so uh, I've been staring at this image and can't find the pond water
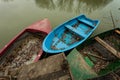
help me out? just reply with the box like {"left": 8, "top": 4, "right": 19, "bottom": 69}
{"left": 0, "top": 0, "right": 120, "bottom": 49}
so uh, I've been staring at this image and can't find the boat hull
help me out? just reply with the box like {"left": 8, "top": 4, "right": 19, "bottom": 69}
{"left": 67, "top": 28, "right": 120, "bottom": 80}
{"left": 0, "top": 18, "right": 52, "bottom": 76}
{"left": 42, "top": 14, "right": 100, "bottom": 53}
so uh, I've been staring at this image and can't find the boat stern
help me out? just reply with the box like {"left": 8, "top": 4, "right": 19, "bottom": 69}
{"left": 27, "top": 18, "right": 52, "bottom": 34}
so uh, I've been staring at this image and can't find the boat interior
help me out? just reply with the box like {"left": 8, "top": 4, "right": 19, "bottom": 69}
{"left": 50, "top": 15, "right": 99, "bottom": 50}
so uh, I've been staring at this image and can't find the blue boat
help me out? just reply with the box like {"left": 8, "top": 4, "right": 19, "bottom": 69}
{"left": 42, "top": 14, "right": 100, "bottom": 53}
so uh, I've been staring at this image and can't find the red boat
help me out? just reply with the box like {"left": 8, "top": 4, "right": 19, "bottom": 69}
{"left": 0, "top": 18, "right": 52, "bottom": 75}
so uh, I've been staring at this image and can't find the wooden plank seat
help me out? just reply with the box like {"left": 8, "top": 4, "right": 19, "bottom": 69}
{"left": 77, "top": 18, "right": 94, "bottom": 28}
{"left": 65, "top": 25, "right": 86, "bottom": 38}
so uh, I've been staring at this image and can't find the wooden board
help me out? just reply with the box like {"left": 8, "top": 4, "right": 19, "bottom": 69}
{"left": 93, "top": 42, "right": 116, "bottom": 61}
{"left": 115, "top": 30, "right": 120, "bottom": 35}
{"left": 95, "top": 36, "right": 120, "bottom": 58}
{"left": 10, "top": 53, "right": 73, "bottom": 80}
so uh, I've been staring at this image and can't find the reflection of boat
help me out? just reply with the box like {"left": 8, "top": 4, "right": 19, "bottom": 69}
{"left": 2, "top": 53, "right": 73, "bottom": 80}
{"left": 42, "top": 14, "right": 100, "bottom": 53}
{"left": 67, "top": 28, "right": 120, "bottom": 80}
{"left": 0, "top": 19, "right": 52, "bottom": 75}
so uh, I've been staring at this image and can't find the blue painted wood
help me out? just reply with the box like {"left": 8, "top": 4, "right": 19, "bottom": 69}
{"left": 65, "top": 25, "right": 86, "bottom": 38}
{"left": 42, "top": 14, "right": 100, "bottom": 53}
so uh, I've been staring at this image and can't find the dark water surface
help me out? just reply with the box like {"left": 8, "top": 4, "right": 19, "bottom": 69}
{"left": 0, "top": 0, "right": 120, "bottom": 49}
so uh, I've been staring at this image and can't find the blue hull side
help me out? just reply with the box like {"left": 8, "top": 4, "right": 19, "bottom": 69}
{"left": 42, "top": 14, "right": 100, "bottom": 53}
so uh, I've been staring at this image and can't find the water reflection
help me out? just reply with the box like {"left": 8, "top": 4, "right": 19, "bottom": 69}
{"left": 0, "top": 0, "right": 14, "bottom": 2}
{"left": 35, "top": 0, "right": 113, "bottom": 14}
{"left": 35, "top": 0, "right": 56, "bottom": 10}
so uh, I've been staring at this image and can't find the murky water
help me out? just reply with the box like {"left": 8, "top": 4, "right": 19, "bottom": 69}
{"left": 0, "top": 0, "right": 120, "bottom": 49}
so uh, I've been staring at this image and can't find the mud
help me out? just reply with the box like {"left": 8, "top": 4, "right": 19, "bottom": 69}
{"left": 79, "top": 33, "right": 120, "bottom": 73}
{"left": 103, "top": 33, "right": 120, "bottom": 52}
{"left": 0, "top": 32, "right": 45, "bottom": 76}
{"left": 79, "top": 44, "right": 109, "bottom": 73}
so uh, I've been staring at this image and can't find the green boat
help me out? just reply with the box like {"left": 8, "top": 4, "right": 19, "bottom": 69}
{"left": 88, "top": 67, "right": 120, "bottom": 80}
{"left": 67, "top": 28, "right": 120, "bottom": 80}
